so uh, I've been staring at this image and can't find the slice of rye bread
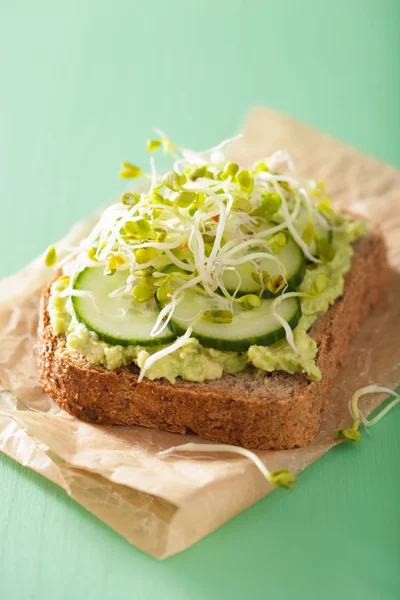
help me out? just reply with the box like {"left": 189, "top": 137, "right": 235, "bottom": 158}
{"left": 36, "top": 228, "right": 389, "bottom": 450}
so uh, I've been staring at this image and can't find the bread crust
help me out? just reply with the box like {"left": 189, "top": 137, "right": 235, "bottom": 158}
{"left": 36, "top": 232, "right": 389, "bottom": 450}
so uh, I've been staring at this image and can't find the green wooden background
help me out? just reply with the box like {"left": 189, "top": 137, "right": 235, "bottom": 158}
{"left": 1, "top": 1, "right": 399, "bottom": 599}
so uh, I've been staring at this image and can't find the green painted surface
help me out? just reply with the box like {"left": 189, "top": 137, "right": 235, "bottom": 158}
{"left": 0, "top": 1, "right": 399, "bottom": 598}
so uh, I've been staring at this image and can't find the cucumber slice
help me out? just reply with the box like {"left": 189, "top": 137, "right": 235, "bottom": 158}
{"left": 222, "top": 238, "right": 305, "bottom": 298}
{"left": 272, "top": 207, "right": 332, "bottom": 248}
{"left": 162, "top": 289, "right": 302, "bottom": 351}
{"left": 160, "top": 264, "right": 187, "bottom": 275}
{"left": 292, "top": 208, "right": 333, "bottom": 247}
{"left": 72, "top": 267, "right": 176, "bottom": 347}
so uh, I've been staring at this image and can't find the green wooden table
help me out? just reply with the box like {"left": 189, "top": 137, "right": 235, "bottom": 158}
{"left": 1, "top": 2, "right": 399, "bottom": 598}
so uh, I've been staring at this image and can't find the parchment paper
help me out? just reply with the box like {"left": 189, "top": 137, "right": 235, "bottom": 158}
{"left": 1, "top": 107, "right": 399, "bottom": 559}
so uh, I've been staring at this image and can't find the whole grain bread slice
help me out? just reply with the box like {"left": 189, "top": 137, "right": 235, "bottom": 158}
{"left": 36, "top": 229, "right": 388, "bottom": 450}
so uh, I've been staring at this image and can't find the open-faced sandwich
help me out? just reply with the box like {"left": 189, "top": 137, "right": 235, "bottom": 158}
{"left": 37, "top": 134, "right": 388, "bottom": 450}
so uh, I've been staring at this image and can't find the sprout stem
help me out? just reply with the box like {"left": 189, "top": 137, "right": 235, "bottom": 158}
{"left": 158, "top": 442, "right": 296, "bottom": 489}
{"left": 334, "top": 385, "right": 400, "bottom": 443}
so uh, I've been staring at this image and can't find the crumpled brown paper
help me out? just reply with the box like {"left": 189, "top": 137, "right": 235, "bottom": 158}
{"left": 1, "top": 107, "right": 399, "bottom": 559}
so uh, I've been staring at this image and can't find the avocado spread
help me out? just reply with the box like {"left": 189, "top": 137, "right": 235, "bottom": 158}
{"left": 48, "top": 221, "right": 364, "bottom": 384}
